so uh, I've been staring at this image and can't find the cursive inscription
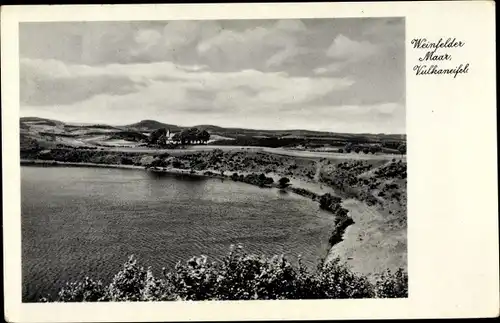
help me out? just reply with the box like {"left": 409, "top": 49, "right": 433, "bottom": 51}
{"left": 411, "top": 38, "right": 469, "bottom": 78}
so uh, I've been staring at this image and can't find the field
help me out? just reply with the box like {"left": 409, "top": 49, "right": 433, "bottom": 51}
{"left": 20, "top": 116, "right": 406, "bottom": 152}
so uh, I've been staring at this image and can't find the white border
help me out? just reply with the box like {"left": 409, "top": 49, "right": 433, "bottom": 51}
{"left": 2, "top": 2, "right": 498, "bottom": 321}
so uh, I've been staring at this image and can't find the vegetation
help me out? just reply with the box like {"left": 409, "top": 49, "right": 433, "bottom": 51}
{"left": 343, "top": 143, "right": 384, "bottom": 154}
{"left": 147, "top": 127, "right": 211, "bottom": 147}
{"left": 22, "top": 118, "right": 408, "bottom": 303}
{"left": 318, "top": 193, "right": 355, "bottom": 245}
{"left": 290, "top": 187, "right": 319, "bottom": 200}
{"left": 278, "top": 177, "right": 291, "bottom": 189}
{"left": 231, "top": 172, "right": 274, "bottom": 187}
{"left": 21, "top": 148, "right": 147, "bottom": 166}
{"left": 397, "top": 143, "right": 407, "bottom": 156}
{"left": 41, "top": 246, "right": 407, "bottom": 302}
{"left": 320, "top": 161, "right": 373, "bottom": 195}
{"left": 109, "top": 131, "right": 148, "bottom": 142}
{"left": 21, "top": 116, "right": 406, "bottom": 152}
{"left": 374, "top": 160, "right": 407, "bottom": 179}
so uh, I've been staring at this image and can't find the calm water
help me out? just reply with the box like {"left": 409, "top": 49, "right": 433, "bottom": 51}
{"left": 22, "top": 166, "right": 334, "bottom": 302}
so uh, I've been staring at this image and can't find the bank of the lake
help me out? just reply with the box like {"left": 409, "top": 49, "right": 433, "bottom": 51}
{"left": 20, "top": 159, "right": 336, "bottom": 200}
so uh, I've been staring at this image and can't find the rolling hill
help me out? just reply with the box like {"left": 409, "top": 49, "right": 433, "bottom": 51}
{"left": 20, "top": 117, "right": 406, "bottom": 151}
{"left": 126, "top": 120, "right": 182, "bottom": 132}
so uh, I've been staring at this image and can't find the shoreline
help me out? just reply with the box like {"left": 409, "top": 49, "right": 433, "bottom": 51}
{"left": 20, "top": 159, "right": 335, "bottom": 197}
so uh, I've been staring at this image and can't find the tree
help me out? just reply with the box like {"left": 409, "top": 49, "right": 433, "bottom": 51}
{"left": 149, "top": 128, "right": 167, "bottom": 145}
{"left": 278, "top": 177, "right": 290, "bottom": 189}
{"left": 172, "top": 133, "right": 181, "bottom": 144}
{"left": 369, "top": 145, "right": 381, "bottom": 154}
{"left": 157, "top": 134, "right": 168, "bottom": 147}
{"left": 397, "top": 143, "right": 406, "bottom": 156}
{"left": 199, "top": 130, "right": 210, "bottom": 144}
{"left": 180, "top": 127, "right": 201, "bottom": 144}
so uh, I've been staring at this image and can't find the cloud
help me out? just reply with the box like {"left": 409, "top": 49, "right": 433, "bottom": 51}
{"left": 132, "top": 29, "right": 162, "bottom": 53}
{"left": 20, "top": 59, "right": 146, "bottom": 105}
{"left": 195, "top": 20, "right": 311, "bottom": 72}
{"left": 19, "top": 18, "right": 405, "bottom": 133}
{"left": 326, "top": 34, "right": 379, "bottom": 61}
{"left": 313, "top": 63, "right": 343, "bottom": 75}
{"left": 21, "top": 58, "right": 354, "bottom": 112}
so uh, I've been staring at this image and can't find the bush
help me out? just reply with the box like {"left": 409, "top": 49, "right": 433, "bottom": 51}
{"left": 278, "top": 177, "right": 291, "bottom": 188}
{"left": 37, "top": 150, "right": 54, "bottom": 160}
{"left": 319, "top": 193, "right": 342, "bottom": 210}
{"left": 148, "top": 158, "right": 168, "bottom": 168}
{"left": 58, "top": 277, "right": 107, "bottom": 302}
{"left": 49, "top": 246, "right": 406, "bottom": 302}
{"left": 374, "top": 268, "right": 408, "bottom": 298}
{"left": 121, "top": 157, "right": 134, "bottom": 165}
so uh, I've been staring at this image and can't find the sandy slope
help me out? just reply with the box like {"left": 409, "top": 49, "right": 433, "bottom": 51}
{"left": 326, "top": 198, "right": 407, "bottom": 280}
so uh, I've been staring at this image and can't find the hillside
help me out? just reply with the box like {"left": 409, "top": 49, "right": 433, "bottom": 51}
{"left": 20, "top": 117, "right": 406, "bottom": 152}
{"left": 126, "top": 120, "right": 182, "bottom": 132}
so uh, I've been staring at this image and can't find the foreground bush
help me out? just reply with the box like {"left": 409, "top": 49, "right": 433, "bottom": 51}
{"left": 44, "top": 246, "right": 407, "bottom": 302}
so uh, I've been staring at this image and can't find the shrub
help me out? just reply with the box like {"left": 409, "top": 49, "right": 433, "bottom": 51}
{"left": 314, "top": 258, "right": 374, "bottom": 298}
{"left": 107, "top": 255, "right": 150, "bottom": 301}
{"left": 148, "top": 158, "right": 168, "bottom": 168}
{"left": 397, "top": 143, "right": 406, "bottom": 155}
{"left": 121, "top": 157, "right": 134, "bottom": 165}
{"left": 37, "top": 150, "right": 54, "bottom": 160}
{"left": 49, "top": 247, "right": 407, "bottom": 302}
{"left": 278, "top": 177, "right": 291, "bottom": 188}
{"left": 319, "top": 193, "right": 342, "bottom": 210}
{"left": 374, "top": 268, "right": 408, "bottom": 298}
{"left": 58, "top": 277, "right": 107, "bottom": 302}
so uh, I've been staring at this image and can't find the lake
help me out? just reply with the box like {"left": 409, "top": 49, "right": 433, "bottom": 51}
{"left": 21, "top": 166, "right": 335, "bottom": 302}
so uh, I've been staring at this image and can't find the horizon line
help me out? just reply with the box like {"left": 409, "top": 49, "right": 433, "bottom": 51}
{"left": 20, "top": 115, "right": 407, "bottom": 137}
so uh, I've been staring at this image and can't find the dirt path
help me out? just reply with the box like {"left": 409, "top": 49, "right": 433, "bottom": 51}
{"left": 313, "top": 159, "right": 326, "bottom": 182}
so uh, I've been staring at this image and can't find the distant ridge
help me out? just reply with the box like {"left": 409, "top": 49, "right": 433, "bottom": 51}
{"left": 21, "top": 117, "right": 406, "bottom": 139}
{"left": 125, "top": 120, "right": 182, "bottom": 132}
{"left": 20, "top": 116, "right": 65, "bottom": 127}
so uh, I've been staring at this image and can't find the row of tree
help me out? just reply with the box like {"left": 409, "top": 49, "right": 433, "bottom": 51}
{"left": 173, "top": 127, "right": 210, "bottom": 144}
{"left": 340, "top": 143, "right": 406, "bottom": 155}
{"left": 341, "top": 143, "right": 383, "bottom": 154}
{"left": 148, "top": 127, "right": 211, "bottom": 146}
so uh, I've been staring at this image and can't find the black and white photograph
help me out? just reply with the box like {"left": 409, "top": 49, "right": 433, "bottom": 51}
{"left": 18, "top": 17, "right": 408, "bottom": 302}
{"left": 3, "top": 2, "right": 500, "bottom": 322}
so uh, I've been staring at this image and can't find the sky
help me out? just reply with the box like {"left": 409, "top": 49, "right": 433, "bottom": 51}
{"left": 19, "top": 18, "right": 405, "bottom": 134}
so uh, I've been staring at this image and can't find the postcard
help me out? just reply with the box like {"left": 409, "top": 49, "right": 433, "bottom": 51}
{"left": 1, "top": 2, "right": 498, "bottom": 322}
